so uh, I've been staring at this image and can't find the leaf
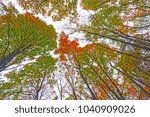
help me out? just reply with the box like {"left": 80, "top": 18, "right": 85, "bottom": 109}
{"left": 54, "top": 32, "right": 81, "bottom": 61}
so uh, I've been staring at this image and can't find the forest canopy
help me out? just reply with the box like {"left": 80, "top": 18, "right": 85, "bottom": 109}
{"left": 0, "top": 0, "right": 150, "bottom": 100}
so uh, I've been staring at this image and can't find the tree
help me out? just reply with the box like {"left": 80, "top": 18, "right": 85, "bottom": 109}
{"left": 0, "top": 3, "right": 56, "bottom": 72}
{"left": 0, "top": 2, "right": 57, "bottom": 100}
{"left": 0, "top": 56, "right": 56, "bottom": 100}
{"left": 55, "top": 31, "right": 150, "bottom": 100}
{"left": 0, "top": 0, "right": 149, "bottom": 100}
{"left": 18, "top": 0, "right": 77, "bottom": 21}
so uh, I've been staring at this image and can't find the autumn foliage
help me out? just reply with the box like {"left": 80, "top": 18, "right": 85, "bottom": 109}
{"left": 54, "top": 32, "right": 81, "bottom": 61}
{"left": 0, "top": 0, "right": 150, "bottom": 100}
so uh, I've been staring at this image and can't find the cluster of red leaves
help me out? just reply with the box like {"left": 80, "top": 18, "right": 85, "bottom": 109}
{"left": 54, "top": 32, "right": 82, "bottom": 61}
{"left": 129, "top": 86, "right": 136, "bottom": 98}
{"left": 25, "top": 12, "right": 41, "bottom": 26}
{"left": 94, "top": 82, "right": 108, "bottom": 100}
{"left": 54, "top": 32, "right": 98, "bottom": 61}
